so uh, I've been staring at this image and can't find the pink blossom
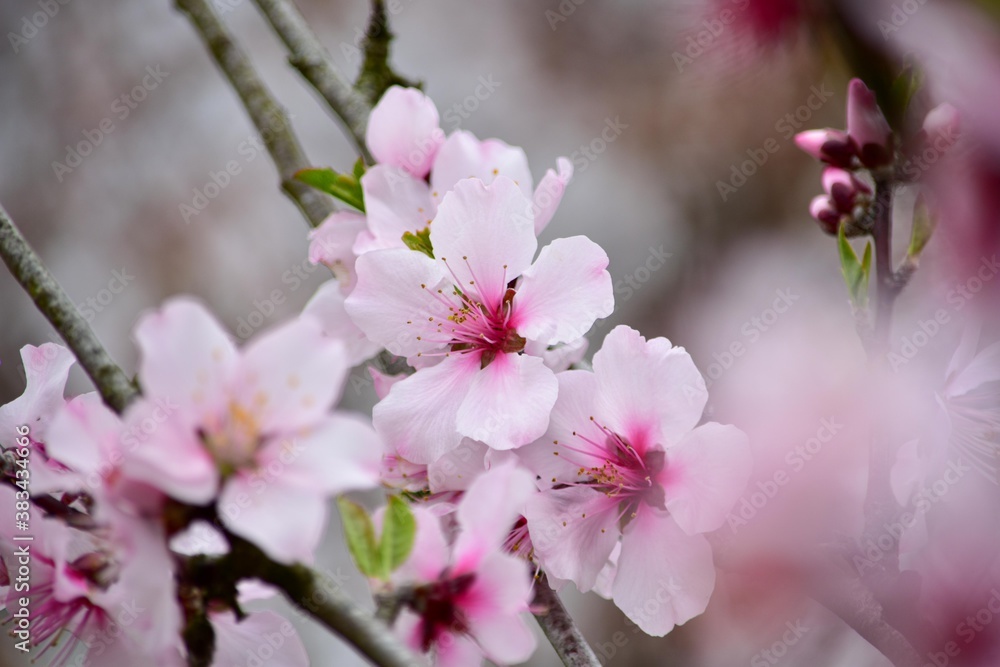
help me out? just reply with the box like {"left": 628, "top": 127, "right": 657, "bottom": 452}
{"left": 0, "top": 491, "right": 181, "bottom": 665}
{"left": 307, "top": 211, "right": 367, "bottom": 292}
{"left": 519, "top": 325, "right": 751, "bottom": 635}
{"left": 367, "top": 85, "right": 445, "bottom": 179}
{"left": 384, "top": 461, "right": 537, "bottom": 666}
{"left": 357, "top": 87, "right": 574, "bottom": 254}
{"left": 846, "top": 78, "right": 893, "bottom": 168}
{"left": 794, "top": 129, "right": 858, "bottom": 169}
{"left": 303, "top": 279, "right": 382, "bottom": 366}
{"left": 126, "top": 297, "right": 382, "bottom": 563}
{"left": 346, "top": 177, "right": 613, "bottom": 461}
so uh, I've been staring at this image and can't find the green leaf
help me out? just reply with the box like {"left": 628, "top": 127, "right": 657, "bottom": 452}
{"left": 352, "top": 157, "right": 367, "bottom": 181}
{"left": 890, "top": 63, "right": 923, "bottom": 120}
{"left": 294, "top": 167, "right": 365, "bottom": 212}
{"left": 907, "top": 196, "right": 936, "bottom": 258}
{"left": 838, "top": 223, "right": 872, "bottom": 310}
{"left": 378, "top": 496, "right": 416, "bottom": 577}
{"left": 402, "top": 228, "right": 434, "bottom": 258}
{"left": 337, "top": 498, "right": 380, "bottom": 577}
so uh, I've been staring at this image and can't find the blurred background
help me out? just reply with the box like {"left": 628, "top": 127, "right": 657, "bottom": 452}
{"left": 3, "top": 0, "right": 1000, "bottom": 665}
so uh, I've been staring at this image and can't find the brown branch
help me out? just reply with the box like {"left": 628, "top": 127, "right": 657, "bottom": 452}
{"left": 175, "top": 0, "right": 335, "bottom": 228}
{"left": 251, "top": 0, "right": 373, "bottom": 161}
{"left": 0, "top": 202, "right": 138, "bottom": 413}
{"left": 532, "top": 571, "right": 601, "bottom": 667}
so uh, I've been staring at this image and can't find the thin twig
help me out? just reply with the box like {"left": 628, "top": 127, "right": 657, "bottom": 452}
{"left": 532, "top": 571, "right": 601, "bottom": 667}
{"left": 175, "top": 0, "right": 335, "bottom": 228}
{"left": 251, "top": 0, "right": 373, "bottom": 161}
{"left": 0, "top": 203, "right": 137, "bottom": 413}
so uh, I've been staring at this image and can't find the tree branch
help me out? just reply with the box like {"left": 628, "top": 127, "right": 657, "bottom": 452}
{"left": 532, "top": 571, "right": 601, "bottom": 667}
{"left": 0, "top": 202, "right": 138, "bottom": 413}
{"left": 221, "top": 533, "right": 424, "bottom": 667}
{"left": 175, "top": 0, "right": 335, "bottom": 228}
{"left": 251, "top": 0, "right": 373, "bottom": 161}
{"left": 813, "top": 573, "right": 922, "bottom": 667}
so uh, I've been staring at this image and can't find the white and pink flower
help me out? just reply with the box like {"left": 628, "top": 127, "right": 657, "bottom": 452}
{"left": 346, "top": 176, "right": 613, "bottom": 461}
{"left": 519, "top": 325, "right": 751, "bottom": 635}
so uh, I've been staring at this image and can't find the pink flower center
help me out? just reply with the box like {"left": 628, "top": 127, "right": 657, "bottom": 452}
{"left": 417, "top": 257, "right": 525, "bottom": 368}
{"left": 561, "top": 419, "right": 667, "bottom": 517}
{"left": 409, "top": 571, "right": 477, "bottom": 652}
{"left": 27, "top": 557, "right": 115, "bottom": 667}
{"left": 200, "top": 401, "right": 261, "bottom": 472}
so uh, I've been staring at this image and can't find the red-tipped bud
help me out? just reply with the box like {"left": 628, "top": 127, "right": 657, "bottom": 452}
{"left": 822, "top": 166, "right": 871, "bottom": 213}
{"left": 794, "top": 129, "right": 857, "bottom": 169}
{"left": 809, "top": 194, "right": 840, "bottom": 234}
{"left": 846, "top": 78, "right": 893, "bottom": 168}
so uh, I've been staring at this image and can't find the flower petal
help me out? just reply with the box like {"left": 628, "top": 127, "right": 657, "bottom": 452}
{"left": 366, "top": 86, "right": 443, "bottom": 179}
{"left": 431, "top": 130, "right": 533, "bottom": 198}
{"left": 303, "top": 279, "right": 381, "bottom": 366}
{"left": 453, "top": 461, "right": 536, "bottom": 570}
{"left": 120, "top": 398, "right": 219, "bottom": 504}
{"left": 220, "top": 474, "right": 327, "bottom": 564}
{"left": 346, "top": 248, "right": 453, "bottom": 358}
{"left": 134, "top": 297, "right": 238, "bottom": 427}
{"left": 456, "top": 352, "right": 557, "bottom": 451}
{"left": 0, "top": 343, "right": 74, "bottom": 445}
{"left": 593, "top": 325, "right": 708, "bottom": 451}
{"left": 307, "top": 211, "right": 366, "bottom": 292}
{"left": 236, "top": 315, "right": 349, "bottom": 434}
{"left": 532, "top": 157, "right": 573, "bottom": 234}
{"left": 430, "top": 177, "right": 537, "bottom": 308}
{"left": 515, "top": 370, "right": 607, "bottom": 489}
{"left": 211, "top": 610, "right": 310, "bottom": 667}
{"left": 463, "top": 553, "right": 536, "bottom": 663}
{"left": 662, "top": 422, "right": 752, "bottom": 534}
{"left": 526, "top": 486, "right": 620, "bottom": 592}
{"left": 373, "top": 355, "right": 480, "bottom": 464}
{"left": 612, "top": 509, "right": 716, "bottom": 636}
{"left": 258, "top": 412, "right": 382, "bottom": 494}
{"left": 392, "top": 506, "right": 450, "bottom": 583}
{"left": 359, "top": 165, "right": 436, "bottom": 252}
{"left": 514, "top": 236, "right": 613, "bottom": 346}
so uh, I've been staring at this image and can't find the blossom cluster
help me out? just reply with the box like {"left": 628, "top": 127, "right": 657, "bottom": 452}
{"left": 0, "top": 85, "right": 751, "bottom": 666}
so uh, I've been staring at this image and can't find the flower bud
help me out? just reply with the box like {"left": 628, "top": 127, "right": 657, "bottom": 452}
{"left": 794, "top": 129, "right": 857, "bottom": 168}
{"left": 922, "top": 103, "right": 960, "bottom": 142}
{"left": 846, "top": 78, "right": 893, "bottom": 168}
{"left": 809, "top": 194, "right": 840, "bottom": 235}
{"left": 822, "top": 166, "right": 871, "bottom": 213}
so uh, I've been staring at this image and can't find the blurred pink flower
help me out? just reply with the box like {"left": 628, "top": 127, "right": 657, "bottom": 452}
{"left": 385, "top": 461, "right": 537, "bottom": 666}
